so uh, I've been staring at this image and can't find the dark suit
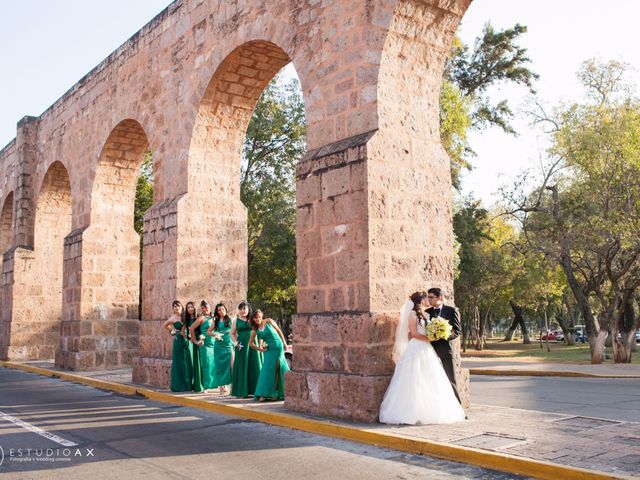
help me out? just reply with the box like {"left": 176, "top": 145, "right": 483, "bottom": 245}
{"left": 426, "top": 304, "right": 462, "bottom": 405}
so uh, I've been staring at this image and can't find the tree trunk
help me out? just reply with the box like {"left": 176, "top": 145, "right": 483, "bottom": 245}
{"left": 612, "top": 329, "right": 635, "bottom": 363}
{"left": 588, "top": 330, "right": 608, "bottom": 364}
{"left": 612, "top": 296, "right": 637, "bottom": 363}
{"left": 543, "top": 306, "right": 550, "bottom": 353}
{"left": 474, "top": 306, "right": 483, "bottom": 351}
{"left": 504, "top": 300, "right": 531, "bottom": 343}
{"left": 503, "top": 321, "right": 516, "bottom": 341}
{"left": 557, "top": 292, "right": 575, "bottom": 345}
{"left": 605, "top": 331, "right": 613, "bottom": 348}
{"left": 558, "top": 251, "right": 605, "bottom": 362}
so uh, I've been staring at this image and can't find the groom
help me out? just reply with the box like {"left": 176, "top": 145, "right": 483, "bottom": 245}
{"left": 425, "top": 287, "right": 463, "bottom": 406}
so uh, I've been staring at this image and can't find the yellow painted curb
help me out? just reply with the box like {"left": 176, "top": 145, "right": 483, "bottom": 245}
{"left": 469, "top": 368, "right": 640, "bottom": 379}
{"left": 1, "top": 360, "right": 633, "bottom": 480}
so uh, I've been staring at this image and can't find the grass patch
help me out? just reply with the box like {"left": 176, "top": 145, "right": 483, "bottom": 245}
{"left": 462, "top": 338, "right": 640, "bottom": 364}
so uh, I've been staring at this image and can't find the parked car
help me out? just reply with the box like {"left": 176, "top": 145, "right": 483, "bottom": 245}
{"left": 554, "top": 330, "right": 565, "bottom": 342}
{"left": 575, "top": 332, "right": 587, "bottom": 343}
{"left": 541, "top": 330, "right": 557, "bottom": 341}
{"left": 636, "top": 330, "right": 640, "bottom": 343}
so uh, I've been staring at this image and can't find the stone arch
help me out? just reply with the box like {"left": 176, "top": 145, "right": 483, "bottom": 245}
{"left": 0, "top": 191, "right": 14, "bottom": 354}
{"left": 58, "top": 119, "right": 148, "bottom": 370}
{"left": 91, "top": 119, "right": 151, "bottom": 227}
{"left": 188, "top": 40, "right": 294, "bottom": 195}
{"left": 182, "top": 41, "right": 298, "bottom": 302}
{"left": 0, "top": 192, "right": 13, "bottom": 256}
{"left": 31, "top": 161, "right": 72, "bottom": 358}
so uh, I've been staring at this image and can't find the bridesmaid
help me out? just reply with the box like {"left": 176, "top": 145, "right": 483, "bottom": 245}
{"left": 230, "top": 301, "right": 263, "bottom": 398}
{"left": 207, "top": 303, "right": 234, "bottom": 394}
{"left": 249, "top": 310, "right": 290, "bottom": 401}
{"left": 189, "top": 300, "right": 216, "bottom": 393}
{"left": 163, "top": 300, "right": 192, "bottom": 392}
{"left": 184, "top": 301, "right": 203, "bottom": 393}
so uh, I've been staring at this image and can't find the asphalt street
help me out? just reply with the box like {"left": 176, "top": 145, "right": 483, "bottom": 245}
{"left": 470, "top": 375, "right": 640, "bottom": 422}
{"left": 0, "top": 368, "right": 524, "bottom": 480}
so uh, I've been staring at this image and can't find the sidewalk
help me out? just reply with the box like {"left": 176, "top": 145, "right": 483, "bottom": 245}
{"left": 1, "top": 360, "right": 638, "bottom": 480}
{"left": 463, "top": 357, "right": 640, "bottom": 378}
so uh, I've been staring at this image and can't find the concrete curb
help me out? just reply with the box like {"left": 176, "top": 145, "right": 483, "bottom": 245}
{"left": 469, "top": 368, "right": 640, "bottom": 379}
{"left": 1, "top": 360, "right": 634, "bottom": 480}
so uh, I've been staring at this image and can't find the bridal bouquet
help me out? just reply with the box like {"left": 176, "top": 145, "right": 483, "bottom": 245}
{"left": 258, "top": 339, "right": 269, "bottom": 351}
{"left": 426, "top": 317, "right": 452, "bottom": 341}
{"left": 169, "top": 327, "right": 178, "bottom": 336}
{"left": 197, "top": 334, "right": 205, "bottom": 346}
{"left": 235, "top": 342, "right": 244, "bottom": 351}
{"left": 212, "top": 332, "right": 224, "bottom": 341}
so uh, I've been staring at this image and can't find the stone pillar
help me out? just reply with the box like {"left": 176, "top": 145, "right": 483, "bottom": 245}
{"left": 56, "top": 224, "right": 140, "bottom": 370}
{"left": 132, "top": 198, "right": 180, "bottom": 386}
{"left": 13, "top": 116, "right": 38, "bottom": 249}
{"left": 285, "top": 130, "right": 470, "bottom": 422}
{"left": 0, "top": 116, "right": 44, "bottom": 361}
{"left": 286, "top": 132, "right": 394, "bottom": 421}
{"left": 132, "top": 192, "right": 248, "bottom": 387}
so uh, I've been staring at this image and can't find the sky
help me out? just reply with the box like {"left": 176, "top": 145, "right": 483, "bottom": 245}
{"left": 456, "top": 0, "right": 640, "bottom": 206}
{"left": 1, "top": 1, "right": 639, "bottom": 207}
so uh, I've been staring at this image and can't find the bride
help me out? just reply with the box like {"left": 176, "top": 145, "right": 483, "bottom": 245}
{"left": 379, "top": 291, "right": 465, "bottom": 425}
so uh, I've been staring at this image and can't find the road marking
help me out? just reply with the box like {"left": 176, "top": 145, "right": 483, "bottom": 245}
{"left": 0, "top": 410, "right": 77, "bottom": 447}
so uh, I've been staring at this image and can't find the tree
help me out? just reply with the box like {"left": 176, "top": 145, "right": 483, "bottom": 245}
{"left": 504, "top": 59, "right": 640, "bottom": 363}
{"left": 134, "top": 151, "right": 153, "bottom": 320}
{"left": 454, "top": 200, "right": 519, "bottom": 349}
{"left": 134, "top": 152, "right": 153, "bottom": 236}
{"left": 241, "top": 75, "right": 306, "bottom": 328}
{"left": 442, "top": 24, "right": 538, "bottom": 188}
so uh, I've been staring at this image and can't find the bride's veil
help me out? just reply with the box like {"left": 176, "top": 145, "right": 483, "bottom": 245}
{"left": 392, "top": 299, "right": 414, "bottom": 364}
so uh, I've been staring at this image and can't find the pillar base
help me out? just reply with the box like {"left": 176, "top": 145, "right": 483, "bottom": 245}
{"left": 131, "top": 318, "right": 173, "bottom": 387}
{"left": 285, "top": 371, "right": 391, "bottom": 422}
{"left": 284, "top": 312, "right": 469, "bottom": 422}
{"left": 55, "top": 319, "right": 139, "bottom": 370}
{"left": 131, "top": 356, "right": 171, "bottom": 387}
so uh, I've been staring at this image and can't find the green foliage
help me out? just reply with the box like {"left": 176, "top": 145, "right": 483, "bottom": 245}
{"left": 505, "top": 59, "right": 640, "bottom": 360}
{"left": 134, "top": 151, "right": 153, "bottom": 320}
{"left": 440, "top": 81, "right": 472, "bottom": 190}
{"left": 442, "top": 23, "right": 538, "bottom": 187}
{"left": 134, "top": 151, "right": 153, "bottom": 235}
{"left": 242, "top": 75, "right": 306, "bottom": 328}
{"left": 446, "top": 23, "right": 538, "bottom": 131}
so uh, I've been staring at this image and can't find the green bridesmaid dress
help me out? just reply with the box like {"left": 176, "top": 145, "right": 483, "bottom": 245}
{"left": 199, "top": 316, "right": 217, "bottom": 390}
{"left": 213, "top": 318, "right": 234, "bottom": 387}
{"left": 169, "top": 319, "right": 193, "bottom": 392}
{"left": 254, "top": 322, "right": 290, "bottom": 400}
{"left": 231, "top": 318, "right": 263, "bottom": 397}
{"left": 187, "top": 316, "right": 203, "bottom": 392}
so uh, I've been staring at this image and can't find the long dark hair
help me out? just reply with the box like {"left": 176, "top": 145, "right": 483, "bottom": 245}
{"left": 200, "top": 300, "right": 212, "bottom": 316}
{"left": 249, "top": 309, "right": 263, "bottom": 330}
{"left": 185, "top": 301, "right": 199, "bottom": 337}
{"left": 410, "top": 291, "right": 428, "bottom": 324}
{"left": 237, "top": 301, "right": 252, "bottom": 322}
{"left": 214, "top": 303, "right": 232, "bottom": 330}
{"left": 171, "top": 300, "right": 184, "bottom": 323}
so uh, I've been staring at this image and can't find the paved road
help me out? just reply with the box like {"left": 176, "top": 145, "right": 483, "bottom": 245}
{"left": 0, "top": 368, "right": 524, "bottom": 480}
{"left": 471, "top": 375, "right": 640, "bottom": 422}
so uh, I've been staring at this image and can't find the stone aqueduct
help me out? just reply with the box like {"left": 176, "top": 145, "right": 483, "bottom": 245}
{"left": 0, "top": 0, "right": 472, "bottom": 421}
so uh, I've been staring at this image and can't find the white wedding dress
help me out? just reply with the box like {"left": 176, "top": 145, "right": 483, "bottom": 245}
{"left": 379, "top": 301, "right": 465, "bottom": 425}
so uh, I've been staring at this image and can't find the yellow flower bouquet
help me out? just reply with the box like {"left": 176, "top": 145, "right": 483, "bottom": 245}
{"left": 426, "top": 317, "right": 452, "bottom": 341}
